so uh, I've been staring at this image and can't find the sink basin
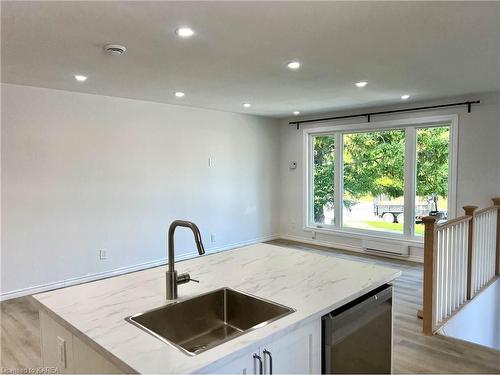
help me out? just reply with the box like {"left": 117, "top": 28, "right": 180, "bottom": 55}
{"left": 126, "top": 287, "right": 295, "bottom": 355}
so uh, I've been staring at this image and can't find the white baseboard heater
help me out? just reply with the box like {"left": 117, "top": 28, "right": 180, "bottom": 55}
{"left": 362, "top": 239, "right": 409, "bottom": 257}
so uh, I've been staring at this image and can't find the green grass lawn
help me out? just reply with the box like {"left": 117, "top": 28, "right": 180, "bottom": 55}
{"left": 362, "top": 221, "right": 425, "bottom": 235}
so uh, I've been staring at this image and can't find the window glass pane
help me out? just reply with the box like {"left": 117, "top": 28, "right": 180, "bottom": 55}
{"left": 312, "top": 135, "right": 335, "bottom": 225}
{"left": 415, "top": 126, "right": 450, "bottom": 235}
{"left": 342, "top": 129, "right": 405, "bottom": 234}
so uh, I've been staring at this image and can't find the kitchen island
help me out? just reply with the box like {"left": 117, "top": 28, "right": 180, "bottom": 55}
{"left": 32, "top": 243, "right": 401, "bottom": 374}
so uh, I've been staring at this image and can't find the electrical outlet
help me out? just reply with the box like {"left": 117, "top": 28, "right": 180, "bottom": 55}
{"left": 99, "top": 249, "right": 107, "bottom": 260}
{"left": 208, "top": 157, "right": 215, "bottom": 167}
{"left": 210, "top": 233, "right": 217, "bottom": 243}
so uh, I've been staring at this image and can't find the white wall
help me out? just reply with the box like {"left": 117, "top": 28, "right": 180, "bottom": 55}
{"left": 278, "top": 92, "right": 500, "bottom": 261}
{"left": 1, "top": 83, "right": 280, "bottom": 298}
{"left": 440, "top": 278, "right": 500, "bottom": 350}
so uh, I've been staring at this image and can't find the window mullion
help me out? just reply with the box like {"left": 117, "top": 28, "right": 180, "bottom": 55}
{"left": 334, "top": 132, "right": 343, "bottom": 229}
{"left": 307, "top": 134, "right": 314, "bottom": 227}
{"left": 404, "top": 127, "right": 416, "bottom": 236}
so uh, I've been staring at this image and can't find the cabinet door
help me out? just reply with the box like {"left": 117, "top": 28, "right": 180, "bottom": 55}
{"left": 201, "top": 348, "right": 260, "bottom": 374}
{"left": 261, "top": 320, "right": 321, "bottom": 374}
{"left": 39, "top": 310, "right": 74, "bottom": 373}
{"left": 73, "top": 335, "right": 122, "bottom": 374}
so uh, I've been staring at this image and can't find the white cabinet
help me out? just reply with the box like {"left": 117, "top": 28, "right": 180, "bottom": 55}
{"left": 41, "top": 306, "right": 320, "bottom": 375}
{"left": 206, "top": 346, "right": 260, "bottom": 374}
{"left": 261, "top": 320, "right": 321, "bottom": 374}
{"left": 205, "top": 319, "right": 321, "bottom": 374}
{"left": 73, "top": 335, "right": 122, "bottom": 374}
{"left": 39, "top": 310, "right": 123, "bottom": 374}
{"left": 40, "top": 310, "right": 74, "bottom": 373}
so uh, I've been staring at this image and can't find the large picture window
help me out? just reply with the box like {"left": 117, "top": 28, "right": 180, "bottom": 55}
{"left": 306, "top": 116, "right": 456, "bottom": 240}
{"left": 343, "top": 129, "right": 406, "bottom": 234}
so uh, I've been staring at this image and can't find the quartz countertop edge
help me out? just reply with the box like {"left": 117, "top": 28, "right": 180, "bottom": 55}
{"left": 32, "top": 242, "right": 402, "bottom": 374}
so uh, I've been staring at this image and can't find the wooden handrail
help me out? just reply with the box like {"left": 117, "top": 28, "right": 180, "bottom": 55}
{"left": 474, "top": 205, "right": 500, "bottom": 216}
{"left": 463, "top": 205, "right": 478, "bottom": 299}
{"left": 422, "top": 216, "right": 437, "bottom": 335}
{"left": 436, "top": 215, "right": 471, "bottom": 229}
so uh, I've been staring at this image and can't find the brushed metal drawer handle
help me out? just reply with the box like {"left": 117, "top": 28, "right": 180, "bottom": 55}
{"left": 254, "top": 353, "right": 263, "bottom": 374}
{"left": 263, "top": 349, "right": 273, "bottom": 375}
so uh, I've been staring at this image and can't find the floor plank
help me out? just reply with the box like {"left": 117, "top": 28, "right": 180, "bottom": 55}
{"left": 1, "top": 239, "right": 499, "bottom": 373}
{"left": 1, "top": 296, "right": 41, "bottom": 370}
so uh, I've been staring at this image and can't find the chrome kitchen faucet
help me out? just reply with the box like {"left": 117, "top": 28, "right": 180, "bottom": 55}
{"left": 166, "top": 220, "right": 205, "bottom": 300}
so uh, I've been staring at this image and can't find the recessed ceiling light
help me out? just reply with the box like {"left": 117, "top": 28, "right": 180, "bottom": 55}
{"left": 174, "top": 91, "right": 185, "bottom": 98}
{"left": 74, "top": 75, "right": 87, "bottom": 82}
{"left": 355, "top": 81, "right": 368, "bottom": 88}
{"left": 293, "top": 111, "right": 300, "bottom": 115}
{"left": 243, "top": 103, "right": 251, "bottom": 108}
{"left": 401, "top": 94, "right": 410, "bottom": 100}
{"left": 287, "top": 61, "right": 301, "bottom": 70}
{"left": 176, "top": 27, "right": 195, "bottom": 38}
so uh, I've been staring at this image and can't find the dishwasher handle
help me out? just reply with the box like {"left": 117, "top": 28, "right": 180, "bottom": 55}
{"left": 325, "top": 285, "right": 392, "bottom": 320}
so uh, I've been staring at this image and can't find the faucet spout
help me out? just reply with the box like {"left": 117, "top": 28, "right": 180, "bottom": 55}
{"left": 166, "top": 220, "right": 205, "bottom": 299}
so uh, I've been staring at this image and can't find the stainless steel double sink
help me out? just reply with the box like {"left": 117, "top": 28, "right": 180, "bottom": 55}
{"left": 126, "top": 287, "right": 295, "bottom": 355}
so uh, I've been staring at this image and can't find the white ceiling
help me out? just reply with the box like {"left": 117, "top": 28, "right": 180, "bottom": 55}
{"left": 2, "top": 1, "right": 500, "bottom": 118}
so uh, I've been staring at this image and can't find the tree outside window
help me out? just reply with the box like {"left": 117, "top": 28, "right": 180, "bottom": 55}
{"left": 312, "top": 125, "right": 449, "bottom": 235}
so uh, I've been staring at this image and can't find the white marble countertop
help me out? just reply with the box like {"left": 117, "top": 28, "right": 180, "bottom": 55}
{"left": 33, "top": 243, "right": 401, "bottom": 374}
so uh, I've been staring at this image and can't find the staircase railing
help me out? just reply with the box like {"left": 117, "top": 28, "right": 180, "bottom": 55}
{"left": 470, "top": 204, "right": 499, "bottom": 296}
{"left": 420, "top": 197, "right": 500, "bottom": 335}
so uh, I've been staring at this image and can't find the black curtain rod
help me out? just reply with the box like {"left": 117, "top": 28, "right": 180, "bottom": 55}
{"left": 289, "top": 100, "right": 480, "bottom": 129}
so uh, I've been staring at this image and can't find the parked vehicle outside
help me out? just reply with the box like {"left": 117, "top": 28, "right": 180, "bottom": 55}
{"left": 374, "top": 202, "right": 447, "bottom": 224}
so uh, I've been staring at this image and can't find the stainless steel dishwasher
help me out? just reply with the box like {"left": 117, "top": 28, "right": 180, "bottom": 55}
{"left": 322, "top": 284, "right": 393, "bottom": 374}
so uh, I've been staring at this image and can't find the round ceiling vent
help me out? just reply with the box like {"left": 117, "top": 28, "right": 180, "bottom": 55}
{"left": 104, "top": 44, "right": 127, "bottom": 56}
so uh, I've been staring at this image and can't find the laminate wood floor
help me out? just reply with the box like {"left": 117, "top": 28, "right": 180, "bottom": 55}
{"left": 1, "top": 296, "right": 41, "bottom": 370}
{"left": 1, "top": 239, "right": 499, "bottom": 373}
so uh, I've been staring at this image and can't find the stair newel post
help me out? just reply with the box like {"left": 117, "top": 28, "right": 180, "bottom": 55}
{"left": 492, "top": 198, "right": 500, "bottom": 276}
{"left": 422, "top": 216, "right": 437, "bottom": 335}
{"left": 463, "top": 205, "right": 478, "bottom": 299}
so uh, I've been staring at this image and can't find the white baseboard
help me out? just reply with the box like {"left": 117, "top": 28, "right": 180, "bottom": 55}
{"left": 277, "top": 234, "right": 424, "bottom": 263}
{"left": 0, "top": 234, "right": 278, "bottom": 301}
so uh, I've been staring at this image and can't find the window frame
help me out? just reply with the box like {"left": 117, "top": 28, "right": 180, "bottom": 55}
{"left": 303, "top": 114, "right": 458, "bottom": 245}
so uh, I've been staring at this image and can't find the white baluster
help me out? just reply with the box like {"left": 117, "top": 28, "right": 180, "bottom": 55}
{"left": 448, "top": 226, "right": 451, "bottom": 315}
{"left": 440, "top": 229, "right": 446, "bottom": 323}
{"left": 451, "top": 225, "right": 457, "bottom": 311}
{"left": 482, "top": 213, "right": 487, "bottom": 287}
{"left": 462, "top": 222, "right": 466, "bottom": 303}
{"left": 436, "top": 229, "right": 441, "bottom": 324}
